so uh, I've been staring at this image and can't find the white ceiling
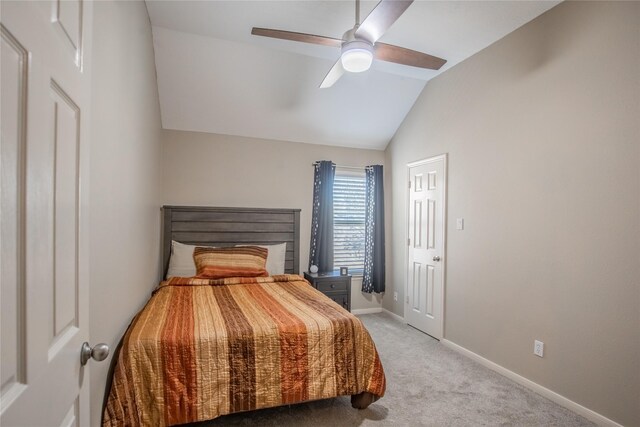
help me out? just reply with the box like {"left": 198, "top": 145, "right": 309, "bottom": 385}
{"left": 147, "top": 1, "right": 560, "bottom": 150}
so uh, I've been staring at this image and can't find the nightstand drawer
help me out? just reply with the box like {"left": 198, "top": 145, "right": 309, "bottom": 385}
{"left": 316, "top": 280, "right": 348, "bottom": 293}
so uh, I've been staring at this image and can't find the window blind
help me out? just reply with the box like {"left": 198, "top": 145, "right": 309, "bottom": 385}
{"left": 333, "top": 172, "right": 366, "bottom": 272}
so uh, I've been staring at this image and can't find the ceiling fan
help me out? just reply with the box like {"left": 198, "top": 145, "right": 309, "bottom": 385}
{"left": 251, "top": 0, "right": 447, "bottom": 88}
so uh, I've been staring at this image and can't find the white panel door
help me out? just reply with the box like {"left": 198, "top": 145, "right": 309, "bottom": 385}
{"left": 1, "top": 1, "right": 93, "bottom": 425}
{"left": 405, "top": 155, "right": 446, "bottom": 339}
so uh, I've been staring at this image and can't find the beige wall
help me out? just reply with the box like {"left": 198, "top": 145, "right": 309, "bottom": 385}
{"left": 385, "top": 2, "right": 639, "bottom": 425}
{"left": 162, "top": 130, "right": 386, "bottom": 311}
{"left": 89, "top": 2, "right": 162, "bottom": 425}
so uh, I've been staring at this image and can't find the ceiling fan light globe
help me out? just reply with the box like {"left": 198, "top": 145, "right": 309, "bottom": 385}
{"left": 341, "top": 48, "right": 373, "bottom": 73}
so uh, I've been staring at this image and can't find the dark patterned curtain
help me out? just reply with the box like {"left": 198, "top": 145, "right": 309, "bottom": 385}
{"left": 363, "top": 165, "right": 385, "bottom": 293}
{"left": 309, "top": 161, "right": 336, "bottom": 273}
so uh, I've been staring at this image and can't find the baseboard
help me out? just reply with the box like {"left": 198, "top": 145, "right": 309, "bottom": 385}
{"left": 382, "top": 308, "right": 405, "bottom": 323}
{"left": 440, "top": 339, "right": 622, "bottom": 427}
{"left": 351, "top": 307, "right": 382, "bottom": 315}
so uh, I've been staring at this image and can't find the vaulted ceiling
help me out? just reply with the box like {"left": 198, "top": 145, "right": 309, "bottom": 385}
{"left": 146, "top": 1, "right": 560, "bottom": 150}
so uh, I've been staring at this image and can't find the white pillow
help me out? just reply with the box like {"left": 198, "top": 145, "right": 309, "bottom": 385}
{"left": 166, "top": 240, "right": 214, "bottom": 278}
{"left": 237, "top": 243, "right": 286, "bottom": 275}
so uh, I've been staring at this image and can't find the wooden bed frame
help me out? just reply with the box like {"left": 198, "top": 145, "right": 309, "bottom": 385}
{"left": 104, "top": 206, "right": 378, "bottom": 422}
{"left": 162, "top": 206, "right": 301, "bottom": 276}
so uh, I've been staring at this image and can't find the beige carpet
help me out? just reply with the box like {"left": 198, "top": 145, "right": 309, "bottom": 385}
{"left": 193, "top": 312, "right": 594, "bottom": 426}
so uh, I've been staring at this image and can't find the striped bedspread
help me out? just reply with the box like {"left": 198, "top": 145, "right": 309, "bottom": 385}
{"left": 103, "top": 274, "right": 386, "bottom": 426}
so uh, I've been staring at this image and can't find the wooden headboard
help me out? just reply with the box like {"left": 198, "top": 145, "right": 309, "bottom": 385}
{"left": 162, "top": 206, "right": 301, "bottom": 276}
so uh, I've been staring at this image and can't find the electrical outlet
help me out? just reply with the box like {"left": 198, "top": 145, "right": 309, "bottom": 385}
{"left": 393, "top": 292, "right": 398, "bottom": 302}
{"left": 534, "top": 340, "right": 544, "bottom": 357}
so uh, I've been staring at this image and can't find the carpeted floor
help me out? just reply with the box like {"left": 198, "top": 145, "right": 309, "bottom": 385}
{"left": 195, "top": 312, "right": 594, "bottom": 426}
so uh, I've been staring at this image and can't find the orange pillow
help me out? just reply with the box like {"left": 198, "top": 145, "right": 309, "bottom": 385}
{"left": 193, "top": 246, "right": 268, "bottom": 279}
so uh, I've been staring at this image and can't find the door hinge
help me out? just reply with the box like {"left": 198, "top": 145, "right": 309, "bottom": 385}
{"left": 408, "top": 180, "right": 411, "bottom": 188}
{"left": 407, "top": 238, "right": 410, "bottom": 246}
{"left": 406, "top": 295, "right": 409, "bottom": 304}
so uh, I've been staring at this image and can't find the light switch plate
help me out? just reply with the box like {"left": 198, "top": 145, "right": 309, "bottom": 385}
{"left": 456, "top": 218, "right": 464, "bottom": 230}
{"left": 534, "top": 340, "right": 544, "bottom": 357}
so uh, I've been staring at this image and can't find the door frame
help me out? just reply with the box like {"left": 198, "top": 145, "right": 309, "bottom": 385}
{"left": 405, "top": 153, "right": 448, "bottom": 339}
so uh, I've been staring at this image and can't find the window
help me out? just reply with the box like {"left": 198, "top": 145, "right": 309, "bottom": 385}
{"left": 333, "top": 170, "right": 366, "bottom": 273}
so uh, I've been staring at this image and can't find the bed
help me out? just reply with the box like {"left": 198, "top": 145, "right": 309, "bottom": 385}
{"left": 102, "top": 206, "right": 386, "bottom": 426}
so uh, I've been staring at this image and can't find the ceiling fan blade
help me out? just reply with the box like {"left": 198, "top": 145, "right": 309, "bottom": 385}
{"left": 319, "top": 59, "right": 345, "bottom": 89}
{"left": 354, "top": 0, "right": 413, "bottom": 44}
{"left": 251, "top": 27, "right": 342, "bottom": 48}
{"left": 375, "top": 43, "right": 446, "bottom": 70}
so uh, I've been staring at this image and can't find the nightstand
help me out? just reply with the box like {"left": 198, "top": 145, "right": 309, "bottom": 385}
{"left": 304, "top": 271, "right": 351, "bottom": 312}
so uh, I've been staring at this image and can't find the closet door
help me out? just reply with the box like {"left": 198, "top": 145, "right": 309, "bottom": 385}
{"left": 406, "top": 155, "right": 447, "bottom": 339}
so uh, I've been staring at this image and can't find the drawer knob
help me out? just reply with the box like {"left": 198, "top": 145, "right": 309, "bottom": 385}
{"left": 331, "top": 284, "right": 335, "bottom": 289}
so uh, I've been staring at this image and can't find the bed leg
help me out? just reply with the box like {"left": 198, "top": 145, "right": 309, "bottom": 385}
{"left": 351, "top": 392, "right": 378, "bottom": 409}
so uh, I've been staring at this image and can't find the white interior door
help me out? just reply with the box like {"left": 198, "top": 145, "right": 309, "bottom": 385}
{"left": 1, "top": 1, "right": 93, "bottom": 425}
{"left": 405, "top": 155, "right": 447, "bottom": 339}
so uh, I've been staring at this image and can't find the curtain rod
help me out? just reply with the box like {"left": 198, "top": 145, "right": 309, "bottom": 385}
{"left": 312, "top": 162, "right": 372, "bottom": 171}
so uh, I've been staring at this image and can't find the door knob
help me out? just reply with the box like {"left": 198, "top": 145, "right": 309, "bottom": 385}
{"left": 432, "top": 256, "right": 441, "bottom": 262}
{"left": 80, "top": 342, "right": 109, "bottom": 366}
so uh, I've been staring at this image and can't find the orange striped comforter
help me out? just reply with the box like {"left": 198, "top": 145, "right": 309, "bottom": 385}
{"left": 103, "top": 275, "right": 385, "bottom": 426}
